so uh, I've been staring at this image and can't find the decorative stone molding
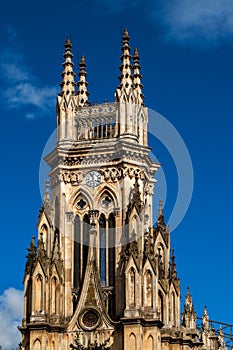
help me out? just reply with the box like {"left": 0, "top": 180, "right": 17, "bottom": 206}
{"left": 88, "top": 209, "right": 99, "bottom": 226}
{"left": 101, "top": 166, "right": 145, "bottom": 182}
{"left": 144, "top": 182, "right": 154, "bottom": 195}
{"left": 59, "top": 172, "right": 79, "bottom": 185}
{"left": 66, "top": 211, "right": 74, "bottom": 222}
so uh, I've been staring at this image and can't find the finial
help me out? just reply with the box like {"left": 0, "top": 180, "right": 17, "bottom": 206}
{"left": 171, "top": 249, "right": 177, "bottom": 278}
{"left": 115, "top": 28, "right": 133, "bottom": 102}
{"left": 156, "top": 199, "right": 166, "bottom": 234}
{"left": 123, "top": 28, "right": 130, "bottom": 40}
{"left": 133, "top": 47, "right": 144, "bottom": 105}
{"left": 77, "top": 55, "right": 90, "bottom": 107}
{"left": 158, "top": 199, "right": 163, "bottom": 216}
{"left": 60, "top": 38, "right": 76, "bottom": 95}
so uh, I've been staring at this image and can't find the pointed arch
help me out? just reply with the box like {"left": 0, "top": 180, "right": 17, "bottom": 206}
{"left": 35, "top": 274, "right": 43, "bottom": 312}
{"left": 172, "top": 291, "right": 176, "bottom": 326}
{"left": 95, "top": 185, "right": 119, "bottom": 209}
{"left": 33, "top": 339, "right": 41, "bottom": 350}
{"left": 158, "top": 290, "right": 164, "bottom": 323}
{"left": 147, "top": 335, "right": 154, "bottom": 350}
{"left": 51, "top": 276, "right": 58, "bottom": 314}
{"left": 40, "top": 224, "right": 48, "bottom": 248}
{"left": 129, "top": 332, "right": 137, "bottom": 350}
{"left": 69, "top": 187, "right": 92, "bottom": 211}
{"left": 129, "top": 267, "right": 136, "bottom": 307}
{"left": 145, "top": 270, "right": 153, "bottom": 308}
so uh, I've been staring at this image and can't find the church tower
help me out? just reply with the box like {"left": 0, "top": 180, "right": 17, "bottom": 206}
{"left": 20, "top": 30, "right": 204, "bottom": 350}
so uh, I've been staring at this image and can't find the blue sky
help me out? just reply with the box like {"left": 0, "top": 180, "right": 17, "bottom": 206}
{"left": 0, "top": 0, "right": 233, "bottom": 348}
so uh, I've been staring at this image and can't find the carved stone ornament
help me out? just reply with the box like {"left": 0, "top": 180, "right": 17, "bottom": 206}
{"left": 88, "top": 209, "right": 99, "bottom": 226}
{"left": 101, "top": 166, "right": 145, "bottom": 182}
{"left": 66, "top": 211, "right": 74, "bottom": 222}
{"left": 79, "top": 308, "right": 101, "bottom": 331}
{"left": 144, "top": 182, "right": 154, "bottom": 195}
{"left": 59, "top": 171, "right": 79, "bottom": 185}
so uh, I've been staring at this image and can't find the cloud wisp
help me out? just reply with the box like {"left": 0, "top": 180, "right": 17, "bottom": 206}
{"left": 88, "top": 0, "right": 233, "bottom": 46}
{"left": 153, "top": 0, "right": 233, "bottom": 45}
{"left": 0, "top": 27, "right": 57, "bottom": 119}
{"left": 0, "top": 288, "right": 24, "bottom": 349}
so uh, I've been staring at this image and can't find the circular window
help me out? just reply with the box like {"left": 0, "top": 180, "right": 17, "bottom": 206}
{"left": 79, "top": 308, "right": 101, "bottom": 331}
{"left": 76, "top": 198, "right": 87, "bottom": 210}
{"left": 101, "top": 196, "right": 112, "bottom": 208}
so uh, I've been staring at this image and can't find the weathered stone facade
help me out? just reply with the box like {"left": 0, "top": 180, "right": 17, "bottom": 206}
{"left": 20, "top": 30, "right": 223, "bottom": 350}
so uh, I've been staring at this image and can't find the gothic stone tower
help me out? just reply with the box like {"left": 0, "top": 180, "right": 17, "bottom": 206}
{"left": 20, "top": 30, "right": 204, "bottom": 350}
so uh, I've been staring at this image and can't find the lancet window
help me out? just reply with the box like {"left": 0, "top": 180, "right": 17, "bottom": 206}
{"left": 145, "top": 270, "right": 153, "bottom": 308}
{"left": 158, "top": 290, "right": 164, "bottom": 322}
{"left": 129, "top": 268, "right": 136, "bottom": 306}
{"left": 35, "top": 274, "right": 43, "bottom": 312}
{"left": 73, "top": 214, "right": 90, "bottom": 290}
{"left": 51, "top": 277, "right": 59, "bottom": 314}
{"left": 98, "top": 212, "right": 116, "bottom": 288}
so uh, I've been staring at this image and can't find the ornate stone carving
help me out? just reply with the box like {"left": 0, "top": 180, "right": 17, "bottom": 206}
{"left": 59, "top": 171, "right": 79, "bottom": 185}
{"left": 101, "top": 166, "right": 145, "bottom": 182}
{"left": 88, "top": 210, "right": 99, "bottom": 226}
{"left": 66, "top": 211, "right": 74, "bottom": 222}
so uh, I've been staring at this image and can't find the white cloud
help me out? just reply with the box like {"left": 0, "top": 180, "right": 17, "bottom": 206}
{"left": 155, "top": 0, "right": 233, "bottom": 44}
{"left": 0, "top": 27, "right": 58, "bottom": 118}
{"left": 0, "top": 288, "right": 24, "bottom": 350}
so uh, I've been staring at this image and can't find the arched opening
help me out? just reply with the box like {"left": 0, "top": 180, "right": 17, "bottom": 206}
{"left": 129, "top": 268, "right": 136, "bottom": 307}
{"left": 40, "top": 224, "right": 48, "bottom": 249}
{"left": 33, "top": 339, "right": 41, "bottom": 350}
{"left": 172, "top": 291, "right": 176, "bottom": 326}
{"left": 82, "top": 214, "right": 90, "bottom": 275}
{"left": 145, "top": 270, "right": 153, "bottom": 308}
{"left": 129, "top": 333, "right": 137, "bottom": 350}
{"left": 35, "top": 275, "right": 43, "bottom": 312}
{"left": 108, "top": 213, "right": 115, "bottom": 287}
{"left": 99, "top": 214, "right": 106, "bottom": 286}
{"left": 158, "top": 290, "right": 164, "bottom": 323}
{"left": 51, "top": 277, "right": 57, "bottom": 314}
{"left": 26, "top": 279, "right": 32, "bottom": 323}
{"left": 108, "top": 213, "right": 116, "bottom": 317}
{"left": 147, "top": 335, "right": 154, "bottom": 350}
{"left": 74, "top": 215, "right": 81, "bottom": 290}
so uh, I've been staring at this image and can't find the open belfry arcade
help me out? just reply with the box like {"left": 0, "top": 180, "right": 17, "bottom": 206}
{"left": 19, "top": 30, "right": 231, "bottom": 350}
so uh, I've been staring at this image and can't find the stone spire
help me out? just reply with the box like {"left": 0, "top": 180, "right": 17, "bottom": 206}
{"left": 170, "top": 249, "right": 177, "bottom": 279}
{"left": 115, "top": 28, "right": 133, "bottom": 102}
{"left": 25, "top": 236, "right": 37, "bottom": 275}
{"left": 202, "top": 306, "right": 209, "bottom": 330}
{"left": 182, "top": 287, "right": 197, "bottom": 330}
{"left": 200, "top": 306, "right": 219, "bottom": 350}
{"left": 156, "top": 200, "right": 166, "bottom": 233}
{"left": 60, "top": 38, "right": 76, "bottom": 95}
{"left": 77, "top": 55, "right": 90, "bottom": 107}
{"left": 133, "top": 48, "right": 144, "bottom": 105}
